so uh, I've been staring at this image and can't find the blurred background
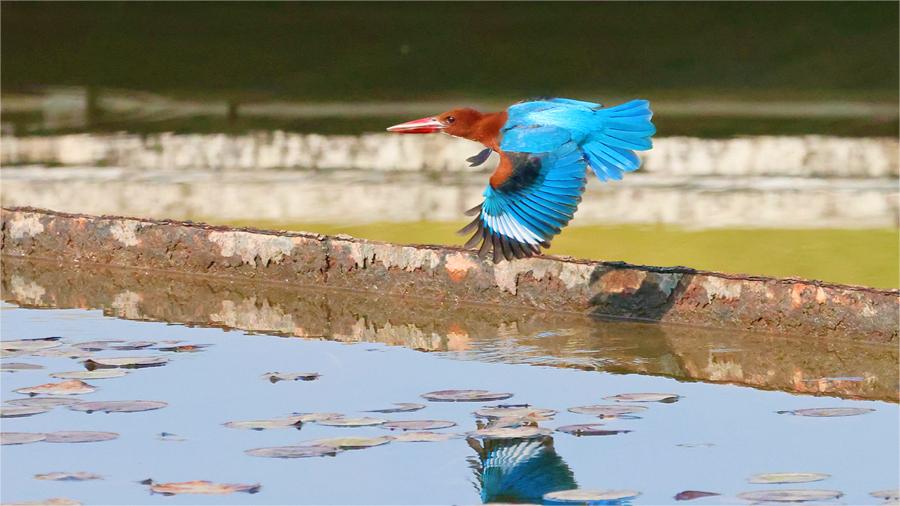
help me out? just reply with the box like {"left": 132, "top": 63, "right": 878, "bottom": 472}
{"left": 2, "top": 2, "right": 898, "bottom": 287}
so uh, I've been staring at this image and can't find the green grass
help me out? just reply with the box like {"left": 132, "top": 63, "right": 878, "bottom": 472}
{"left": 219, "top": 220, "right": 899, "bottom": 289}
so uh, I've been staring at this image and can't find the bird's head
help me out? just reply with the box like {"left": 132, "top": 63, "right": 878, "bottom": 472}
{"left": 387, "top": 108, "right": 483, "bottom": 139}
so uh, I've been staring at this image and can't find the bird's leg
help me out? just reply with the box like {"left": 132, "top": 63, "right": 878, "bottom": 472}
{"left": 466, "top": 148, "right": 493, "bottom": 167}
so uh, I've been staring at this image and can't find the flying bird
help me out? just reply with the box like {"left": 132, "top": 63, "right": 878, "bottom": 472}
{"left": 387, "top": 97, "right": 655, "bottom": 263}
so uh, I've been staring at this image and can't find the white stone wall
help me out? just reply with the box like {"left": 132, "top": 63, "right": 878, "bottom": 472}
{"left": 2, "top": 133, "right": 897, "bottom": 177}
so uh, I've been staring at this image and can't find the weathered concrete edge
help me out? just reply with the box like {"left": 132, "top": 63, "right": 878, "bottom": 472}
{"left": 2, "top": 206, "right": 897, "bottom": 343}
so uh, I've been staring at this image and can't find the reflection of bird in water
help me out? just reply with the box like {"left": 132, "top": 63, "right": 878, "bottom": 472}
{"left": 467, "top": 435, "right": 577, "bottom": 504}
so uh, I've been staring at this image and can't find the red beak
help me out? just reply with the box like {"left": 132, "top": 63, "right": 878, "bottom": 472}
{"left": 386, "top": 116, "right": 445, "bottom": 134}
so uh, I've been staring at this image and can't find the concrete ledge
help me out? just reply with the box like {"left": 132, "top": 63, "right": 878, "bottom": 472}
{"left": 2, "top": 206, "right": 897, "bottom": 343}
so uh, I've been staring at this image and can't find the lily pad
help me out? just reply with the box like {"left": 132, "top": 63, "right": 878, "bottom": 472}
{"left": 262, "top": 371, "right": 320, "bottom": 383}
{"left": 568, "top": 405, "right": 648, "bottom": 417}
{"left": 382, "top": 420, "right": 456, "bottom": 431}
{"left": 675, "top": 490, "right": 720, "bottom": 501}
{"left": 72, "top": 340, "right": 125, "bottom": 351}
{"left": 311, "top": 436, "right": 392, "bottom": 449}
{"left": 468, "top": 426, "right": 552, "bottom": 440}
{"left": 475, "top": 406, "right": 556, "bottom": 420}
{"left": 245, "top": 444, "right": 340, "bottom": 458}
{"left": 50, "top": 370, "right": 128, "bottom": 380}
{"left": 84, "top": 356, "right": 168, "bottom": 369}
{"left": 778, "top": 407, "right": 875, "bottom": 417}
{"left": 1, "top": 406, "right": 50, "bottom": 418}
{"left": 2, "top": 337, "right": 62, "bottom": 352}
{"left": 34, "top": 472, "right": 103, "bottom": 481}
{"left": 1, "top": 362, "right": 44, "bottom": 372}
{"left": 30, "top": 348, "right": 92, "bottom": 359}
{"left": 108, "top": 341, "right": 156, "bottom": 351}
{"left": 5, "top": 397, "right": 81, "bottom": 408}
{"left": 1, "top": 432, "right": 46, "bottom": 445}
{"left": 223, "top": 416, "right": 305, "bottom": 430}
{"left": 2, "top": 498, "right": 82, "bottom": 506}
{"left": 736, "top": 490, "right": 843, "bottom": 502}
{"left": 146, "top": 480, "right": 260, "bottom": 495}
{"left": 556, "top": 424, "right": 632, "bottom": 436}
{"left": 317, "top": 417, "right": 386, "bottom": 427}
{"left": 391, "top": 431, "right": 458, "bottom": 442}
{"left": 69, "top": 400, "right": 167, "bottom": 414}
{"left": 43, "top": 431, "right": 119, "bottom": 443}
{"left": 544, "top": 489, "right": 641, "bottom": 503}
{"left": 155, "top": 344, "right": 210, "bottom": 353}
{"left": 15, "top": 379, "right": 96, "bottom": 396}
{"left": 422, "top": 389, "right": 513, "bottom": 402}
{"left": 871, "top": 490, "right": 900, "bottom": 501}
{"left": 748, "top": 472, "right": 830, "bottom": 484}
{"left": 604, "top": 392, "right": 680, "bottom": 403}
{"left": 366, "top": 402, "right": 426, "bottom": 413}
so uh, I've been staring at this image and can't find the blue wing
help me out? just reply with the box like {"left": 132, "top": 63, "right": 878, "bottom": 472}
{"left": 501, "top": 98, "right": 656, "bottom": 182}
{"left": 458, "top": 142, "right": 588, "bottom": 263}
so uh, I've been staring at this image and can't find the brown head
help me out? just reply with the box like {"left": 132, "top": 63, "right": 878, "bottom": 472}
{"left": 387, "top": 108, "right": 485, "bottom": 140}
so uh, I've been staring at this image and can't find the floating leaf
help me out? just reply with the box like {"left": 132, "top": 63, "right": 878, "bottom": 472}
{"left": 604, "top": 393, "right": 680, "bottom": 403}
{"left": 154, "top": 344, "right": 211, "bottom": 353}
{"left": 108, "top": 341, "right": 156, "bottom": 351}
{"left": 1, "top": 406, "right": 50, "bottom": 418}
{"left": 544, "top": 489, "right": 641, "bottom": 503}
{"left": 72, "top": 340, "right": 125, "bottom": 351}
{"left": 1, "top": 432, "right": 46, "bottom": 445}
{"left": 84, "top": 356, "right": 167, "bottom": 369}
{"left": 1, "top": 362, "right": 44, "bottom": 372}
{"left": 262, "top": 371, "right": 320, "bottom": 383}
{"left": 568, "top": 405, "right": 648, "bottom": 417}
{"left": 146, "top": 480, "right": 260, "bottom": 495}
{"left": 15, "top": 379, "right": 96, "bottom": 396}
{"left": 381, "top": 420, "right": 456, "bottom": 431}
{"left": 69, "top": 400, "right": 167, "bottom": 414}
{"left": 34, "top": 472, "right": 103, "bottom": 481}
{"left": 468, "top": 426, "right": 552, "bottom": 440}
{"left": 749, "top": 472, "right": 830, "bottom": 484}
{"left": 421, "top": 389, "right": 513, "bottom": 402}
{"left": 1, "top": 498, "right": 81, "bottom": 505}
{"left": 675, "top": 490, "right": 720, "bottom": 501}
{"left": 871, "top": 490, "right": 900, "bottom": 501}
{"left": 6, "top": 397, "right": 81, "bottom": 408}
{"left": 223, "top": 416, "right": 305, "bottom": 431}
{"left": 30, "top": 348, "right": 92, "bottom": 359}
{"left": 311, "top": 436, "right": 392, "bottom": 449}
{"left": 778, "top": 407, "right": 875, "bottom": 417}
{"left": 366, "top": 403, "right": 426, "bottom": 413}
{"left": 2, "top": 337, "right": 62, "bottom": 352}
{"left": 295, "top": 412, "right": 343, "bottom": 423}
{"left": 317, "top": 417, "right": 386, "bottom": 427}
{"left": 245, "top": 445, "right": 340, "bottom": 458}
{"left": 43, "top": 431, "right": 118, "bottom": 443}
{"left": 157, "top": 432, "right": 186, "bottom": 442}
{"left": 736, "top": 490, "right": 843, "bottom": 502}
{"left": 556, "top": 424, "right": 632, "bottom": 437}
{"left": 50, "top": 370, "right": 128, "bottom": 380}
{"left": 475, "top": 406, "right": 556, "bottom": 420}
{"left": 391, "top": 431, "right": 457, "bottom": 442}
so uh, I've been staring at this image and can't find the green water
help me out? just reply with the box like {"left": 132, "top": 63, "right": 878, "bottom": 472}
{"left": 222, "top": 221, "right": 899, "bottom": 289}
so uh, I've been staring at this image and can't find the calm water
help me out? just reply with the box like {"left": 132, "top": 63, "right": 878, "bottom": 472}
{"left": 2, "top": 272, "right": 898, "bottom": 505}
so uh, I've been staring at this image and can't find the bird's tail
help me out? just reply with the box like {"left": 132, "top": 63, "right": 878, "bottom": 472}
{"left": 582, "top": 99, "right": 656, "bottom": 181}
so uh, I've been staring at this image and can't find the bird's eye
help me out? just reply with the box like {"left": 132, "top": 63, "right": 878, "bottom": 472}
{"left": 446, "top": 116, "right": 456, "bottom": 124}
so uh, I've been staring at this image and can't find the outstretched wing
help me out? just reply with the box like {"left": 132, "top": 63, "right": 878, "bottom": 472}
{"left": 458, "top": 141, "right": 587, "bottom": 263}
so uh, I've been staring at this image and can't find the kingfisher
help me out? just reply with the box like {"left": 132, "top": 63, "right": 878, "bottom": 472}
{"left": 387, "top": 97, "right": 655, "bottom": 263}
